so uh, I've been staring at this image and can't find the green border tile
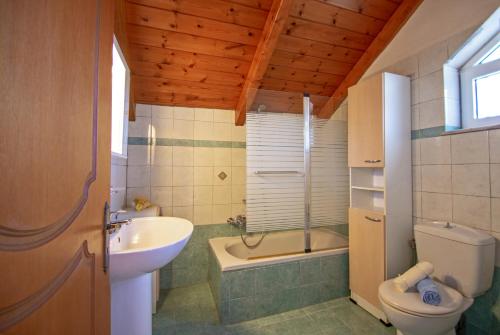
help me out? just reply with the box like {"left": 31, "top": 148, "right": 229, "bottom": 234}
{"left": 128, "top": 137, "right": 246, "bottom": 148}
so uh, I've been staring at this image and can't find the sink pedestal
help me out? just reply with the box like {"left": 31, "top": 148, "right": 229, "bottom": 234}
{"left": 111, "top": 273, "right": 152, "bottom": 335}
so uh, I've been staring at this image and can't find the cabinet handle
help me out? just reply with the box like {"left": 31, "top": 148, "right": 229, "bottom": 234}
{"left": 364, "top": 159, "right": 381, "bottom": 163}
{"left": 364, "top": 216, "right": 382, "bottom": 222}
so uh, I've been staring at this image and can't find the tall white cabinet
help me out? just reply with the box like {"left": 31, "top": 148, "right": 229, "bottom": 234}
{"left": 348, "top": 72, "right": 412, "bottom": 322}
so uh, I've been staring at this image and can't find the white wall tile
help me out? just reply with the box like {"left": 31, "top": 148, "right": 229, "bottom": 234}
{"left": 194, "top": 186, "right": 213, "bottom": 205}
{"left": 419, "top": 99, "right": 445, "bottom": 128}
{"left": 491, "top": 198, "right": 500, "bottom": 233}
{"left": 411, "top": 105, "right": 420, "bottom": 131}
{"left": 491, "top": 164, "right": 500, "bottom": 198}
{"left": 419, "top": 70, "right": 444, "bottom": 103}
{"left": 160, "top": 207, "right": 173, "bottom": 217}
{"left": 213, "top": 148, "right": 231, "bottom": 166}
{"left": 151, "top": 166, "right": 173, "bottom": 187}
{"left": 452, "top": 195, "right": 491, "bottom": 230}
{"left": 452, "top": 164, "right": 490, "bottom": 196}
{"left": 194, "top": 205, "right": 213, "bottom": 225}
{"left": 413, "top": 192, "right": 422, "bottom": 218}
{"left": 232, "top": 148, "right": 246, "bottom": 167}
{"left": 411, "top": 79, "right": 420, "bottom": 105}
{"left": 412, "top": 140, "right": 421, "bottom": 166}
{"left": 126, "top": 187, "right": 151, "bottom": 207}
{"left": 127, "top": 166, "right": 150, "bottom": 187}
{"left": 128, "top": 145, "right": 150, "bottom": 166}
{"left": 451, "top": 131, "right": 489, "bottom": 164}
{"left": 151, "top": 146, "right": 172, "bottom": 166}
{"left": 232, "top": 167, "right": 246, "bottom": 185}
{"left": 128, "top": 117, "right": 150, "bottom": 137}
{"left": 111, "top": 164, "right": 127, "bottom": 188}
{"left": 194, "top": 121, "right": 214, "bottom": 140}
{"left": 421, "top": 165, "right": 451, "bottom": 193}
{"left": 420, "top": 136, "right": 451, "bottom": 164}
{"left": 151, "top": 186, "right": 173, "bottom": 208}
{"left": 194, "top": 108, "right": 213, "bottom": 122}
{"left": 194, "top": 167, "right": 213, "bottom": 186}
{"left": 152, "top": 105, "right": 173, "bottom": 119}
{"left": 173, "top": 107, "right": 195, "bottom": 120}
{"left": 212, "top": 204, "right": 231, "bottom": 224}
{"left": 173, "top": 166, "right": 194, "bottom": 186}
{"left": 489, "top": 129, "right": 500, "bottom": 164}
{"left": 231, "top": 125, "right": 246, "bottom": 142}
{"left": 231, "top": 204, "right": 246, "bottom": 217}
{"left": 412, "top": 166, "right": 422, "bottom": 191}
{"left": 194, "top": 147, "right": 214, "bottom": 166}
{"left": 173, "top": 206, "right": 193, "bottom": 221}
{"left": 232, "top": 184, "right": 246, "bottom": 204}
{"left": 213, "top": 123, "right": 232, "bottom": 141}
{"left": 172, "top": 119, "right": 194, "bottom": 139}
{"left": 421, "top": 192, "right": 452, "bottom": 221}
{"left": 151, "top": 118, "right": 173, "bottom": 138}
{"left": 173, "top": 146, "right": 193, "bottom": 166}
{"left": 213, "top": 186, "right": 231, "bottom": 205}
{"left": 213, "top": 110, "right": 234, "bottom": 123}
{"left": 172, "top": 186, "right": 193, "bottom": 206}
{"left": 135, "top": 104, "right": 152, "bottom": 117}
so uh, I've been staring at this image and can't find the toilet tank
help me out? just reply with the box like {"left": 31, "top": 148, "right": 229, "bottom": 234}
{"left": 414, "top": 222, "right": 495, "bottom": 298}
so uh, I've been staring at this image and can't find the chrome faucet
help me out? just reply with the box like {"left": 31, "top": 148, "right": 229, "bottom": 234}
{"left": 106, "top": 210, "right": 130, "bottom": 234}
{"left": 227, "top": 215, "right": 246, "bottom": 230}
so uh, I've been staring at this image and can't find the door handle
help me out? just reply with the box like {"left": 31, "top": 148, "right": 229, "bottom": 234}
{"left": 103, "top": 202, "right": 110, "bottom": 273}
{"left": 364, "top": 159, "right": 381, "bottom": 163}
{"left": 364, "top": 216, "right": 382, "bottom": 222}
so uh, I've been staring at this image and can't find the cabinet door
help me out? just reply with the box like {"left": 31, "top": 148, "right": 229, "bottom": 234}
{"left": 348, "top": 74, "right": 384, "bottom": 167}
{"left": 349, "top": 208, "right": 385, "bottom": 308}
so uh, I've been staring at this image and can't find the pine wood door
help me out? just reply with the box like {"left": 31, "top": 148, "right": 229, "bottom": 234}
{"left": 348, "top": 208, "right": 385, "bottom": 308}
{"left": 0, "top": 0, "right": 112, "bottom": 334}
{"left": 347, "top": 74, "right": 384, "bottom": 167}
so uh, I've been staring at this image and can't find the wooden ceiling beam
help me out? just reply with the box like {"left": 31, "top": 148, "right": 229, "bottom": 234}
{"left": 235, "top": 0, "right": 294, "bottom": 125}
{"left": 318, "top": 0, "right": 423, "bottom": 118}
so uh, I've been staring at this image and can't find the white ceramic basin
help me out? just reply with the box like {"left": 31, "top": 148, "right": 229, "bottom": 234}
{"left": 109, "top": 216, "right": 193, "bottom": 282}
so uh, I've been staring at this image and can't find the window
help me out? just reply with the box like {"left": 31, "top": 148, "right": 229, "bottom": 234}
{"left": 460, "top": 33, "right": 500, "bottom": 129}
{"left": 111, "top": 39, "right": 129, "bottom": 156}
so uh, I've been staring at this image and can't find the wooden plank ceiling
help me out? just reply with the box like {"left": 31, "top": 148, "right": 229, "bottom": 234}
{"left": 123, "top": 0, "right": 421, "bottom": 124}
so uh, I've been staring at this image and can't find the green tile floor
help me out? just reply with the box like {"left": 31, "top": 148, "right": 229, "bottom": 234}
{"left": 153, "top": 283, "right": 396, "bottom": 335}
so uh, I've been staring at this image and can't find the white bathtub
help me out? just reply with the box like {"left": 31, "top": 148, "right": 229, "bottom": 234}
{"left": 209, "top": 228, "right": 348, "bottom": 271}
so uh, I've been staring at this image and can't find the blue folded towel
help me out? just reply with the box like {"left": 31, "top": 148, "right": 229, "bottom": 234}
{"left": 416, "top": 277, "right": 441, "bottom": 306}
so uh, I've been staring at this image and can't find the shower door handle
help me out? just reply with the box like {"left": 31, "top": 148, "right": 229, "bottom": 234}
{"left": 364, "top": 216, "right": 382, "bottom": 222}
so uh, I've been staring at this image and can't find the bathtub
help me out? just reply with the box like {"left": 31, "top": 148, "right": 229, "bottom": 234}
{"left": 208, "top": 228, "right": 349, "bottom": 323}
{"left": 209, "top": 227, "right": 348, "bottom": 271}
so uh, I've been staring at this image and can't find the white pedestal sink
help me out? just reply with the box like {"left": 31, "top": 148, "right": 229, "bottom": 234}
{"left": 109, "top": 217, "right": 193, "bottom": 335}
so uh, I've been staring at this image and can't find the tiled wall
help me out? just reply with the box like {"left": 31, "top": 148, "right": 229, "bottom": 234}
{"left": 126, "top": 104, "right": 247, "bottom": 289}
{"left": 110, "top": 155, "right": 127, "bottom": 211}
{"left": 343, "top": 27, "right": 500, "bottom": 335}
{"left": 126, "top": 104, "right": 246, "bottom": 224}
{"left": 208, "top": 249, "right": 349, "bottom": 324}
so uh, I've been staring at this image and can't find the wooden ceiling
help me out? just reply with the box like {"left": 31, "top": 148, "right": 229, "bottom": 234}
{"left": 119, "top": 0, "right": 423, "bottom": 124}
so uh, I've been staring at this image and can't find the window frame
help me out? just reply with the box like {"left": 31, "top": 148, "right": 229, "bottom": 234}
{"left": 111, "top": 36, "right": 130, "bottom": 158}
{"left": 460, "top": 33, "right": 500, "bottom": 129}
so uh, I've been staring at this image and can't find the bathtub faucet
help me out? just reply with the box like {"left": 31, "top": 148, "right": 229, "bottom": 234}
{"left": 227, "top": 215, "right": 246, "bottom": 230}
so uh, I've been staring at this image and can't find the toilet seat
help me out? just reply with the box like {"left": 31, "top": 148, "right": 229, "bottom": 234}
{"left": 379, "top": 279, "right": 464, "bottom": 317}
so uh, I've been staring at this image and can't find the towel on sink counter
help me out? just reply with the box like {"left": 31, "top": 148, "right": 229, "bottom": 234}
{"left": 416, "top": 277, "right": 442, "bottom": 306}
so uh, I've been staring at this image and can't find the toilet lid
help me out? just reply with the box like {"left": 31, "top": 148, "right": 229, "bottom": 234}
{"left": 379, "top": 279, "right": 464, "bottom": 316}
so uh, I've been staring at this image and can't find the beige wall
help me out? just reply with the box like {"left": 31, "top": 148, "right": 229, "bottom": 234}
{"left": 365, "top": 0, "right": 500, "bottom": 77}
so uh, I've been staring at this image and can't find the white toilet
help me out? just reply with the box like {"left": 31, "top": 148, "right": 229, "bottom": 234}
{"left": 378, "top": 222, "right": 495, "bottom": 335}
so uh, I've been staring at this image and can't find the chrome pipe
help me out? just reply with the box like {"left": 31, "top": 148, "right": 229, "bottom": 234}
{"left": 303, "top": 93, "right": 312, "bottom": 253}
